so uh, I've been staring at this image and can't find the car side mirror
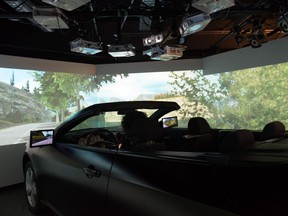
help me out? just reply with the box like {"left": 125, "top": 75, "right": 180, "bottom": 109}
{"left": 30, "top": 130, "right": 54, "bottom": 148}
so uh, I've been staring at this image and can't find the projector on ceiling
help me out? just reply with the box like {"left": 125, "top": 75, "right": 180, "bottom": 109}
{"left": 32, "top": 7, "right": 69, "bottom": 30}
{"left": 108, "top": 44, "right": 136, "bottom": 57}
{"left": 70, "top": 38, "right": 102, "bottom": 55}
{"left": 143, "top": 34, "right": 164, "bottom": 46}
{"left": 192, "top": 0, "right": 235, "bottom": 14}
{"left": 42, "top": 0, "right": 91, "bottom": 11}
{"left": 179, "top": 13, "right": 211, "bottom": 37}
{"left": 4, "top": 0, "right": 32, "bottom": 12}
{"left": 144, "top": 45, "right": 185, "bottom": 61}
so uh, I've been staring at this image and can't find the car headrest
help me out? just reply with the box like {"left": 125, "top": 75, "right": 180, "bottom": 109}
{"left": 188, "top": 117, "right": 211, "bottom": 135}
{"left": 219, "top": 129, "right": 255, "bottom": 153}
{"left": 261, "top": 121, "right": 285, "bottom": 140}
{"left": 130, "top": 118, "right": 163, "bottom": 141}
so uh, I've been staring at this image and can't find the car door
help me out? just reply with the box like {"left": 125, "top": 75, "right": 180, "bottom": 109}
{"left": 35, "top": 144, "right": 117, "bottom": 216}
{"left": 106, "top": 151, "right": 233, "bottom": 216}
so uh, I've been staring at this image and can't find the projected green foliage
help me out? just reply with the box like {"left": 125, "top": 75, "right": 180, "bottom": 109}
{"left": 168, "top": 63, "right": 288, "bottom": 130}
{"left": 169, "top": 70, "right": 223, "bottom": 120}
{"left": 33, "top": 72, "right": 123, "bottom": 122}
{"left": 218, "top": 63, "right": 288, "bottom": 129}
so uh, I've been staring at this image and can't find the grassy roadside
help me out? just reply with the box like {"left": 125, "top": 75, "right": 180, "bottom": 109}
{"left": 0, "top": 120, "right": 15, "bottom": 130}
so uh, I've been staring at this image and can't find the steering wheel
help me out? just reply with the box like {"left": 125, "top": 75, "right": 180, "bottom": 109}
{"left": 86, "top": 128, "right": 118, "bottom": 149}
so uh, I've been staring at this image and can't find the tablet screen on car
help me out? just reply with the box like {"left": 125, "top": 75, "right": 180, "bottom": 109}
{"left": 30, "top": 130, "right": 54, "bottom": 147}
{"left": 162, "top": 116, "right": 178, "bottom": 128}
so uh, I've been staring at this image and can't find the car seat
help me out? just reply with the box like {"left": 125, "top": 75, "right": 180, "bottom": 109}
{"left": 183, "top": 117, "right": 215, "bottom": 151}
{"left": 188, "top": 117, "right": 211, "bottom": 134}
{"left": 260, "top": 121, "right": 286, "bottom": 141}
{"left": 219, "top": 129, "right": 255, "bottom": 153}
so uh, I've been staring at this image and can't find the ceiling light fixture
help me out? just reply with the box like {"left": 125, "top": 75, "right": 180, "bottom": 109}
{"left": 248, "top": 26, "right": 267, "bottom": 48}
{"left": 108, "top": 44, "right": 136, "bottom": 57}
{"left": 192, "top": 0, "right": 235, "bottom": 14}
{"left": 234, "top": 33, "right": 244, "bottom": 46}
{"left": 42, "top": 0, "right": 91, "bottom": 11}
{"left": 247, "top": 34, "right": 262, "bottom": 48}
{"left": 143, "top": 45, "right": 185, "bottom": 61}
{"left": 233, "top": 26, "right": 245, "bottom": 47}
{"left": 143, "top": 34, "right": 164, "bottom": 46}
{"left": 278, "top": 12, "right": 288, "bottom": 33}
{"left": 179, "top": 13, "right": 211, "bottom": 37}
{"left": 32, "top": 7, "right": 69, "bottom": 31}
{"left": 70, "top": 38, "right": 102, "bottom": 55}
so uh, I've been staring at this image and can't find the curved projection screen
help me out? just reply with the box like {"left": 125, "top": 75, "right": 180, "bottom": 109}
{"left": 1, "top": 61, "right": 288, "bottom": 145}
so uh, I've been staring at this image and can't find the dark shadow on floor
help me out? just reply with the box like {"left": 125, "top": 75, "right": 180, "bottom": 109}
{"left": 0, "top": 183, "right": 55, "bottom": 216}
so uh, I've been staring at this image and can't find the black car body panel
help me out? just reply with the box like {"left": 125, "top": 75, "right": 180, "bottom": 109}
{"left": 36, "top": 145, "right": 116, "bottom": 215}
{"left": 23, "top": 101, "right": 288, "bottom": 216}
{"left": 107, "top": 151, "right": 222, "bottom": 216}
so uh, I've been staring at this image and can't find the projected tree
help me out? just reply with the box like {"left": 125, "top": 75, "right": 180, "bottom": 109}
{"left": 218, "top": 63, "right": 288, "bottom": 129}
{"left": 33, "top": 72, "right": 122, "bottom": 122}
{"left": 169, "top": 70, "right": 223, "bottom": 120}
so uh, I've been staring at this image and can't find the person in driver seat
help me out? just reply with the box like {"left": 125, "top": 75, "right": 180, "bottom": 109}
{"left": 121, "top": 110, "right": 166, "bottom": 151}
{"left": 121, "top": 110, "right": 148, "bottom": 134}
{"left": 120, "top": 110, "right": 148, "bottom": 149}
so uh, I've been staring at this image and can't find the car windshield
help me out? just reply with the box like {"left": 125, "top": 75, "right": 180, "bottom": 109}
{"left": 70, "top": 108, "right": 160, "bottom": 131}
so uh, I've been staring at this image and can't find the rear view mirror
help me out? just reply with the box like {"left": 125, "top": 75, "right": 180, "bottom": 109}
{"left": 30, "top": 130, "right": 54, "bottom": 148}
{"left": 162, "top": 116, "right": 178, "bottom": 128}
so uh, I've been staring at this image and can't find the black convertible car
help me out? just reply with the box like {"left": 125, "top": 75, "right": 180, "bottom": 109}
{"left": 23, "top": 101, "right": 288, "bottom": 216}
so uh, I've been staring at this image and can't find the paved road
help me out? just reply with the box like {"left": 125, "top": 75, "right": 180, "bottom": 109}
{"left": 0, "top": 122, "right": 58, "bottom": 146}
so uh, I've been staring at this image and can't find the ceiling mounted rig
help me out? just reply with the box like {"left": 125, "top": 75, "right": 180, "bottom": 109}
{"left": 0, "top": 0, "right": 286, "bottom": 64}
